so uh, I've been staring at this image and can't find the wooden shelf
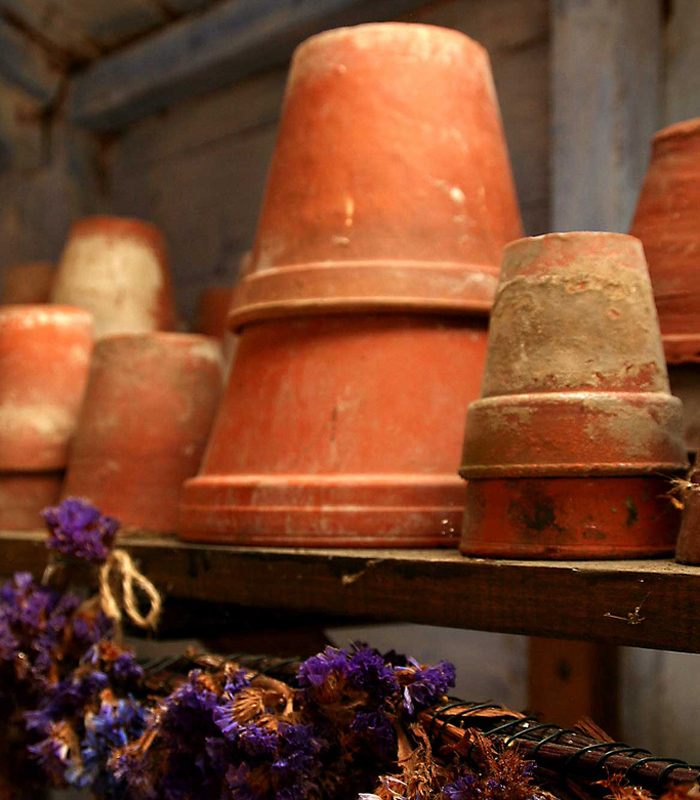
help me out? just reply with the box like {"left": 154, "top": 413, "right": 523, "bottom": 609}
{"left": 3, "top": 530, "right": 699, "bottom": 654}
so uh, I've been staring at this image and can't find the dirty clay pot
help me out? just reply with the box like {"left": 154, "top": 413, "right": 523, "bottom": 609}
{"left": 0, "top": 262, "right": 54, "bottom": 305}
{"left": 228, "top": 22, "right": 522, "bottom": 327}
{"left": 63, "top": 333, "right": 224, "bottom": 533}
{"left": 630, "top": 118, "right": 700, "bottom": 364}
{"left": 51, "top": 216, "right": 177, "bottom": 339}
{"left": 0, "top": 471, "right": 63, "bottom": 530}
{"left": 0, "top": 306, "right": 93, "bottom": 470}
{"left": 460, "top": 232, "right": 687, "bottom": 559}
{"left": 180, "top": 22, "right": 522, "bottom": 547}
{"left": 675, "top": 471, "right": 700, "bottom": 564}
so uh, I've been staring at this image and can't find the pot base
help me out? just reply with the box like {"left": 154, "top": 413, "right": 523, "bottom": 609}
{"left": 460, "top": 475, "right": 679, "bottom": 559}
{"left": 179, "top": 474, "right": 462, "bottom": 547}
{"left": 0, "top": 471, "right": 63, "bottom": 530}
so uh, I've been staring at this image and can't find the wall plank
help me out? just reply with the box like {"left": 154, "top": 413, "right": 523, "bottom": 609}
{"left": 664, "top": 0, "right": 700, "bottom": 125}
{"left": 0, "top": 19, "right": 62, "bottom": 106}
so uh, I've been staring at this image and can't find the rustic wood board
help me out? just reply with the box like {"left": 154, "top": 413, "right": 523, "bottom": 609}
{"left": 3, "top": 531, "right": 700, "bottom": 654}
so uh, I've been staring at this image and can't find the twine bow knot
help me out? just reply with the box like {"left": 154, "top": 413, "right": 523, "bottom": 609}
{"left": 99, "top": 548, "right": 162, "bottom": 629}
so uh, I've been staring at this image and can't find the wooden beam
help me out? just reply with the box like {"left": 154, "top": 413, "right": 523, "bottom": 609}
{"left": 69, "top": 0, "right": 430, "bottom": 131}
{"left": 0, "top": 18, "right": 62, "bottom": 105}
{"left": 550, "top": 0, "right": 662, "bottom": 232}
{"left": 664, "top": 0, "right": 700, "bottom": 126}
{"left": 3, "top": 532, "right": 700, "bottom": 653}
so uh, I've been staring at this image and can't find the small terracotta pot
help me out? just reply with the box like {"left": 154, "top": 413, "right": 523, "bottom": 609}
{"left": 460, "top": 232, "right": 687, "bottom": 559}
{"left": 0, "top": 305, "right": 93, "bottom": 470}
{"left": 629, "top": 119, "right": 700, "bottom": 363}
{"left": 0, "top": 262, "right": 54, "bottom": 305}
{"left": 181, "top": 315, "right": 488, "bottom": 546}
{"left": 51, "top": 216, "right": 177, "bottom": 339}
{"left": 63, "top": 333, "right": 224, "bottom": 533}
{"left": 229, "top": 22, "right": 522, "bottom": 327}
{"left": 0, "top": 471, "right": 63, "bottom": 530}
{"left": 675, "top": 471, "right": 700, "bottom": 564}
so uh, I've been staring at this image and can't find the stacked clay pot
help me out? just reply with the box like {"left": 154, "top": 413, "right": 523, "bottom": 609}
{"left": 51, "top": 216, "right": 177, "bottom": 339}
{"left": 63, "top": 333, "right": 224, "bottom": 533}
{"left": 675, "top": 469, "right": 700, "bottom": 564}
{"left": 629, "top": 118, "right": 700, "bottom": 453}
{"left": 180, "top": 22, "right": 523, "bottom": 547}
{"left": 0, "top": 306, "right": 93, "bottom": 529}
{"left": 459, "top": 232, "right": 687, "bottom": 558}
{"left": 0, "top": 262, "right": 54, "bottom": 305}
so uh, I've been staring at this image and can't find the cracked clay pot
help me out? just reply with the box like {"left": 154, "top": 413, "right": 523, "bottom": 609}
{"left": 63, "top": 334, "right": 224, "bottom": 533}
{"left": 179, "top": 22, "right": 522, "bottom": 547}
{"left": 51, "top": 216, "right": 177, "bottom": 339}
{"left": 460, "top": 232, "right": 687, "bottom": 559}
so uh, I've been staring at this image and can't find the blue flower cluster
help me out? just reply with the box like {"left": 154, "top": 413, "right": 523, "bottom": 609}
{"left": 42, "top": 497, "right": 119, "bottom": 564}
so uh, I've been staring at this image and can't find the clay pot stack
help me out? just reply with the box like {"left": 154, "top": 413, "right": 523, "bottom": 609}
{"left": 0, "top": 262, "right": 54, "bottom": 305}
{"left": 459, "top": 232, "right": 687, "bottom": 559}
{"left": 630, "top": 119, "right": 700, "bottom": 454}
{"left": 63, "top": 333, "right": 224, "bottom": 534}
{"left": 51, "top": 216, "right": 178, "bottom": 339}
{"left": 180, "top": 22, "right": 523, "bottom": 547}
{"left": 0, "top": 306, "right": 93, "bottom": 529}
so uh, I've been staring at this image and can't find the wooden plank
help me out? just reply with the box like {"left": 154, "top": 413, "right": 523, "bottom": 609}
{"left": 3, "top": 531, "right": 700, "bottom": 653}
{"left": 56, "top": 0, "right": 168, "bottom": 50}
{"left": 160, "top": 0, "right": 213, "bottom": 13}
{"left": 0, "top": 19, "right": 62, "bottom": 105}
{"left": 664, "top": 0, "right": 700, "bottom": 126}
{"left": 528, "top": 638, "right": 619, "bottom": 737}
{"left": 551, "top": 0, "right": 662, "bottom": 232}
{"left": 68, "top": 0, "right": 431, "bottom": 131}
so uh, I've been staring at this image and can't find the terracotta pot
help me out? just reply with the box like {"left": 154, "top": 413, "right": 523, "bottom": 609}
{"left": 51, "top": 216, "right": 177, "bottom": 339}
{"left": 460, "top": 232, "right": 687, "bottom": 559}
{"left": 0, "top": 471, "right": 63, "bottom": 530}
{"left": 195, "top": 288, "right": 234, "bottom": 339}
{"left": 0, "top": 305, "right": 93, "bottom": 470}
{"left": 229, "top": 22, "right": 522, "bottom": 327}
{"left": 0, "top": 262, "right": 54, "bottom": 305}
{"left": 675, "top": 471, "right": 700, "bottom": 564}
{"left": 629, "top": 118, "right": 700, "bottom": 363}
{"left": 63, "top": 333, "right": 224, "bottom": 533}
{"left": 181, "top": 315, "right": 489, "bottom": 546}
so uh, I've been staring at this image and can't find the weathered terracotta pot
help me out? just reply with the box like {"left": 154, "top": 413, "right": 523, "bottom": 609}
{"left": 0, "top": 262, "right": 54, "bottom": 305}
{"left": 630, "top": 118, "right": 700, "bottom": 363}
{"left": 51, "top": 216, "right": 177, "bottom": 339}
{"left": 180, "top": 22, "right": 522, "bottom": 547}
{"left": 229, "top": 22, "right": 522, "bottom": 327}
{"left": 675, "top": 471, "right": 700, "bottom": 564}
{"left": 181, "top": 315, "right": 489, "bottom": 546}
{"left": 63, "top": 333, "right": 224, "bottom": 533}
{"left": 460, "top": 232, "right": 687, "bottom": 559}
{"left": 0, "top": 471, "right": 63, "bottom": 530}
{"left": 0, "top": 306, "right": 93, "bottom": 470}
{"left": 195, "top": 288, "right": 235, "bottom": 339}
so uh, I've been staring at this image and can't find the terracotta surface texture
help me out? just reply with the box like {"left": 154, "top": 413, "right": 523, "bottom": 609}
{"left": 630, "top": 118, "right": 700, "bottom": 363}
{"left": 0, "top": 305, "right": 94, "bottom": 470}
{"left": 63, "top": 333, "right": 224, "bottom": 533}
{"left": 228, "top": 22, "right": 522, "bottom": 328}
{"left": 0, "top": 471, "right": 63, "bottom": 531}
{"left": 0, "top": 262, "right": 54, "bottom": 305}
{"left": 460, "top": 232, "right": 687, "bottom": 559}
{"left": 51, "top": 216, "right": 177, "bottom": 339}
{"left": 675, "top": 471, "right": 700, "bottom": 564}
{"left": 180, "top": 314, "right": 489, "bottom": 547}
{"left": 195, "top": 287, "right": 235, "bottom": 339}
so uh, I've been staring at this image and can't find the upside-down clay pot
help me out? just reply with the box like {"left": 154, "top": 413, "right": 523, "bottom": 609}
{"left": 180, "top": 22, "right": 522, "bottom": 547}
{"left": 63, "top": 334, "right": 224, "bottom": 533}
{"left": 195, "top": 288, "right": 235, "bottom": 339}
{"left": 460, "top": 232, "right": 687, "bottom": 559}
{"left": 51, "top": 216, "right": 177, "bottom": 339}
{"left": 675, "top": 470, "right": 700, "bottom": 564}
{"left": 0, "top": 262, "right": 54, "bottom": 305}
{"left": 0, "top": 306, "right": 93, "bottom": 470}
{"left": 0, "top": 472, "right": 63, "bottom": 530}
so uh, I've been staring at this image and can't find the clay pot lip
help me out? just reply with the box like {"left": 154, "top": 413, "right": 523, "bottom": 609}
{"left": 663, "top": 333, "right": 700, "bottom": 364}
{"left": 0, "top": 304, "right": 93, "bottom": 325}
{"left": 502, "top": 230, "right": 642, "bottom": 257}
{"left": 293, "top": 21, "right": 487, "bottom": 63}
{"left": 95, "top": 331, "right": 221, "bottom": 349}
{"left": 653, "top": 117, "right": 700, "bottom": 145}
{"left": 68, "top": 215, "right": 166, "bottom": 261}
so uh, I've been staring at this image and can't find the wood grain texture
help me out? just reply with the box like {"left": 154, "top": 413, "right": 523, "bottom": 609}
{"left": 664, "top": 0, "right": 700, "bottom": 126}
{"left": 69, "top": 0, "right": 432, "bottom": 131}
{"left": 3, "top": 531, "right": 700, "bottom": 653}
{"left": 551, "top": 0, "right": 662, "bottom": 232}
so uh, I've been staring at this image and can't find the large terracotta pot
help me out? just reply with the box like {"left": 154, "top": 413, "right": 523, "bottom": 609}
{"left": 51, "top": 216, "right": 177, "bottom": 339}
{"left": 0, "top": 262, "right": 54, "bottom": 305}
{"left": 460, "top": 232, "right": 687, "bottom": 559}
{"left": 63, "top": 333, "right": 224, "bottom": 533}
{"left": 0, "top": 471, "right": 63, "bottom": 531}
{"left": 0, "top": 306, "right": 93, "bottom": 470}
{"left": 180, "top": 22, "right": 522, "bottom": 547}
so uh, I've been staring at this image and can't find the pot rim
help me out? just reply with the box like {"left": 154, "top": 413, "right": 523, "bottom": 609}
{"left": 67, "top": 215, "right": 167, "bottom": 263}
{"left": 652, "top": 117, "right": 700, "bottom": 145}
{"left": 0, "top": 304, "right": 93, "bottom": 325}
{"left": 503, "top": 230, "right": 642, "bottom": 257}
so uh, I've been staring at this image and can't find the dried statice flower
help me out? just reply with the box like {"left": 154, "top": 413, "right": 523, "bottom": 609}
{"left": 42, "top": 497, "right": 119, "bottom": 564}
{"left": 395, "top": 658, "right": 456, "bottom": 715}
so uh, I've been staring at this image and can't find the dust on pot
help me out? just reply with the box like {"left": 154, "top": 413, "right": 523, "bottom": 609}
{"left": 460, "top": 232, "right": 687, "bottom": 559}
{"left": 63, "top": 333, "right": 224, "bottom": 534}
{"left": 51, "top": 216, "right": 177, "bottom": 339}
{"left": 0, "top": 305, "right": 94, "bottom": 471}
{"left": 0, "top": 262, "right": 54, "bottom": 305}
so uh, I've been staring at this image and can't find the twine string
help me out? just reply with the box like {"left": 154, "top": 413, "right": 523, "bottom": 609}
{"left": 99, "top": 549, "right": 162, "bottom": 629}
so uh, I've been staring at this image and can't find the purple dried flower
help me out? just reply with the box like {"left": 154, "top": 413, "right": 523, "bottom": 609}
{"left": 346, "top": 646, "right": 400, "bottom": 703}
{"left": 28, "top": 730, "right": 72, "bottom": 783}
{"left": 443, "top": 773, "right": 478, "bottom": 800}
{"left": 42, "top": 497, "right": 119, "bottom": 564}
{"left": 297, "top": 646, "right": 350, "bottom": 688}
{"left": 112, "top": 653, "right": 144, "bottom": 685}
{"left": 351, "top": 710, "right": 396, "bottom": 758}
{"left": 398, "top": 658, "right": 456, "bottom": 715}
